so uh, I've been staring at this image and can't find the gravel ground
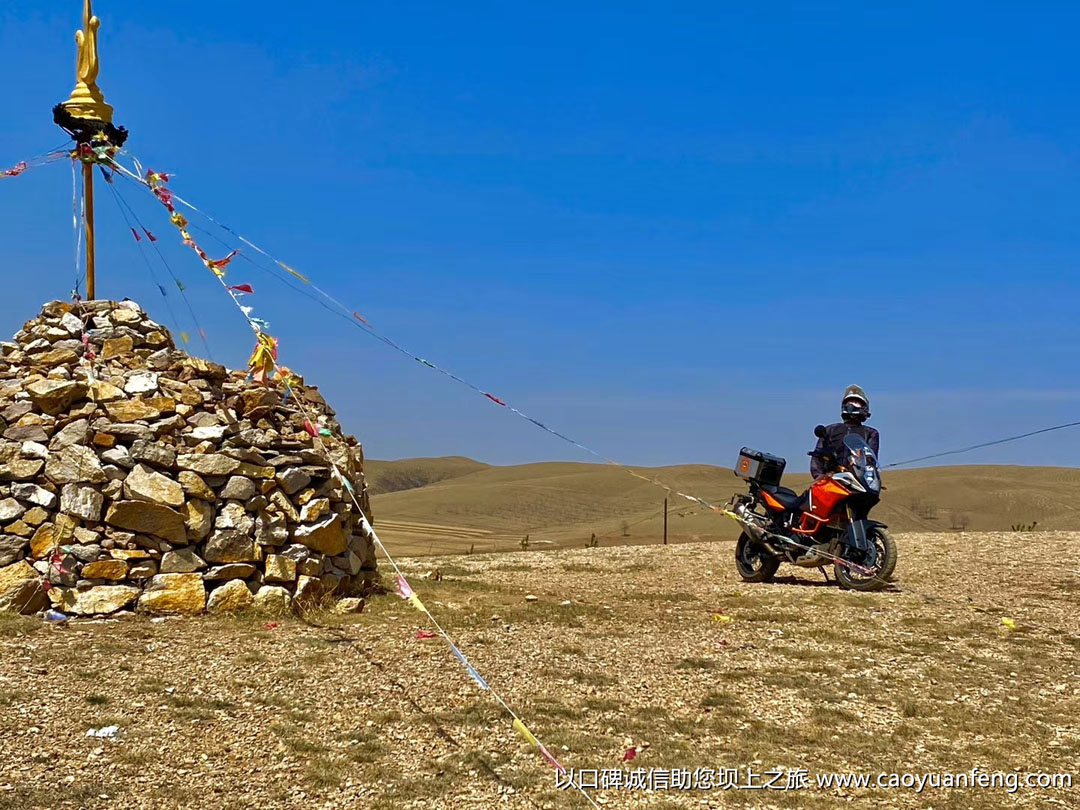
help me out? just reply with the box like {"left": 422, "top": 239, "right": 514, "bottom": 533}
{"left": 1, "top": 531, "right": 1078, "bottom": 810}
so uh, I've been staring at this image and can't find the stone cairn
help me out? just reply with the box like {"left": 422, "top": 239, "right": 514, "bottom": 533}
{"left": 0, "top": 299, "right": 376, "bottom": 617}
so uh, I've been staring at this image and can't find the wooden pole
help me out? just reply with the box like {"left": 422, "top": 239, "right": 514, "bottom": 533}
{"left": 83, "top": 161, "right": 96, "bottom": 299}
{"left": 663, "top": 498, "right": 668, "bottom": 545}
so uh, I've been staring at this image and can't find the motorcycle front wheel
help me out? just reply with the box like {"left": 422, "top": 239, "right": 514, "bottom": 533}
{"left": 834, "top": 526, "right": 897, "bottom": 591}
{"left": 734, "top": 532, "right": 780, "bottom": 583}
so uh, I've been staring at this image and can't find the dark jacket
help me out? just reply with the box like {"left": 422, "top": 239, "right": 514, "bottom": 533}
{"left": 810, "top": 423, "right": 880, "bottom": 477}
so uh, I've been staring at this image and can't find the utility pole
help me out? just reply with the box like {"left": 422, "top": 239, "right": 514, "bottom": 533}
{"left": 54, "top": 0, "right": 128, "bottom": 300}
{"left": 663, "top": 498, "right": 668, "bottom": 545}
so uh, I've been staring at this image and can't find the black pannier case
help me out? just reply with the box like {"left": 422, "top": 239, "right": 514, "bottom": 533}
{"left": 735, "top": 447, "right": 786, "bottom": 487}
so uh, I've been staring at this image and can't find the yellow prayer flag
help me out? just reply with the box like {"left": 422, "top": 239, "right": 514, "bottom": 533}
{"left": 277, "top": 261, "right": 310, "bottom": 284}
{"left": 712, "top": 613, "right": 733, "bottom": 623}
{"left": 180, "top": 331, "right": 190, "bottom": 344}
{"left": 513, "top": 718, "right": 539, "bottom": 748}
{"left": 408, "top": 594, "right": 426, "bottom": 613}
{"left": 1001, "top": 617, "right": 1016, "bottom": 630}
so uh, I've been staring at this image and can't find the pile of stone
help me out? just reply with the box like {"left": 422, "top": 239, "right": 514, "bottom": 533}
{"left": 0, "top": 299, "right": 375, "bottom": 616}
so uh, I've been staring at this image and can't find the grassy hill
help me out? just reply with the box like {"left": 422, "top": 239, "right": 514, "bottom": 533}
{"left": 367, "top": 457, "right": 1080, "bottom": 555}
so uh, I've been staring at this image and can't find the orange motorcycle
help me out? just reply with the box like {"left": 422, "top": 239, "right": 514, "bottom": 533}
{"left": 726, "top": 427, "right": 896, "bottom": 591}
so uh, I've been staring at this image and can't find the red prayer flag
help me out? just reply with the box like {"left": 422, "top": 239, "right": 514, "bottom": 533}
{"left": 131, "top": 227, "right": 141, "bottom": 242}
{"left": 229, "top": 283, "right": 255, "bottom": 294}
{"left": 415, "top": 630, "right": 437, "bottom": 640}
{"left": 623, "top": 747, "right": 638, "bottom": 762}
{"left": 485, "top": 393, "right": 507, "bottom": 406}
{"left": 142, "top": 227, "right": 157, "bottom": 242}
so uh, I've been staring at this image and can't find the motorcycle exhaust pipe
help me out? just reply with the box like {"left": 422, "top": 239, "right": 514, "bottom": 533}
{"left": 733, "top": 507, "right": 784, "bottom": 556}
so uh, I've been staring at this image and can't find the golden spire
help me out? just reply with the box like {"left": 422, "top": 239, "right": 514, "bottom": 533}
{"left": 62, "top": 0, "right": 113, "bottom": 123}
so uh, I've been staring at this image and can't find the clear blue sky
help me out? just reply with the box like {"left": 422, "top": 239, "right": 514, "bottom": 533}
{"left": 2, "top": 1, "right": 1079, "bottom": 469}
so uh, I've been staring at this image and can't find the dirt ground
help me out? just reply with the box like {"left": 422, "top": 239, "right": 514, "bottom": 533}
{"left": 1, "top": 531, "right": 1078, "bottom": 809}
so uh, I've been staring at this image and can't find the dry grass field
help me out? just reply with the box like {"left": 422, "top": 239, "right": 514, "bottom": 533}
{"left": 368, "top": 458, "right": 1080, "bottom": 555}
{"left": 1, "top": 530, "right": 1077, "bottom": 809}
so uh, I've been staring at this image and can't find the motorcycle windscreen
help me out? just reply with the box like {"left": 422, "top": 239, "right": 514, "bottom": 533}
{"left": 807, "top": 478, "right": 850, "bottom": 520}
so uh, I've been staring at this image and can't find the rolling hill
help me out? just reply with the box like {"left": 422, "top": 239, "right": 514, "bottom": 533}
{"left": 365, "top": 457, "right": 1080, "bottom": 556}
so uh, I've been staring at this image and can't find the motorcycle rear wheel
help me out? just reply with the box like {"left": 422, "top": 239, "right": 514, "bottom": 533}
{"left": 834, "top": 526, "right": 897, "bottom": 591}
{"left": 735, "top": 532, "right": 780, "bottom": 583}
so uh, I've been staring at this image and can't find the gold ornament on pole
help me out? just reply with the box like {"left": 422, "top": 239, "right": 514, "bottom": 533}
{"left": 62, "top": 0, "right": 114, "bottom": 124}
{"left": 54, "top": 0, "right": 128, "bottom": 301}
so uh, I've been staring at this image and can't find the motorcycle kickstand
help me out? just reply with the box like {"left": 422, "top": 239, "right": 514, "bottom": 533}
{"left": 818, "top": 566, "right": 831, "bottom": 584}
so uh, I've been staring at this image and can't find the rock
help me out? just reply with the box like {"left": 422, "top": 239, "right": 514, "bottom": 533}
{"left": 269, "top": 490, "right": 299, "bottom": 522}
{"left": 127, "top": 559, "right": 158, "bottom": 579}
{"left": 191, "top": 425, "right": 227, "bottom": 441}
{"left": 21, "top": 507, "right": 49, "bottom": 527}
{"left": 101, "top": 446, "right": 134, "bottom": 469}
{"left": 34, "top": 348, "right": 79, "bottom": 367}
{"left": 334, "top": 550, "right": 363, "bottom": 576}
{"left": 92, "top": 433, "right": 116, "bottom": 448}
{"left": 215, "top": 502, "right": 254, "bottom": 534}
{"left": 59, "top": 311, "right": 84, "bottom": 335}
{"left": 255, "top": 512, "right": 288, "bottom": 546}
{"left": 334, "top": 597, "right": 365, "bottom": 614}
{"left": 59, "top": 483, "right": 104, "bottom": 522}
{"left": 204, "top": 563, "right": 257, "bottom": 581}
{"left": 50, "top": 419, "right": 91, "bottom": 451}
{"left": 0, "top": 458, "right": 45, "bottom": 481}
{"left": 219, "top": 476, "right": 257, "bottom": 501}
{"left": 264, "top": 554, "right": 297, "bottom": 583}
{"left": 177, "top": 454, "right": 240, "bottom": 476}
{"left": 1, "top": 403, "right": 33, "bottom": 423}
{"left": 25, "top": 379, "right": 87, "bottom": 415}
{"left": 130, "top": 440, "right": 177, "bottom": 469}
{"left": 207, "top": 579, "right": 254, "bottom": 613}
{"left": 52, "top": 584, "right": 140, "bottom": 615}
{"left": 44, "top": 445, "right": 106, "bottom": 485}
{"left": 124, "top": 372, "right": 159, "bottom": 395}
{"left": 3, "top": 425, "right": 49, "bottom": 443}
{"left": 30, "top": 523, "right": 66, "bottom": 559}
{"left": 0, "top": 560, "right": 47, "bottom": 614}
{"left": 97, "top": 422, "right": 152, "bottom": 441}
{"left": 203, "top": 529, "right": 256, "bottom": 564}
{"left": 160, "top": 547, "right": 206, "bottom": 574}
{"left": 89, "top": 380, "right": 125, "bottom": 402}
{"left": 105, "top": 501, "right": 187, "bottom": 545}
{"left": 294, "top": 514, "right": 347, "bottom": 556}
{"left": 293, "top": 575, "right": 324, "bottom": 609}
{"left": 0, "top": 536, "right": 23, "bottom": 567}
{"left": 183, "top": 499, "right": 214, "bottom": 541}
{"left": 277, "top": 467, "right": 312, "bottom": 496}
{"left": 298, "top": 557, "right": 323, "bottom": 577}
{"left": 12, "top": 483, "right": 57, "bottom": 509}
{"left": 81, "top": 560, "right": 130, "bottom": 581}
{"left": 299, "top": 498, "right": 330, "bottom": 523}
{"left": 21, "top": 441, "right": 49, "bottom": 460}
{"left": 105, "top": 399, "right": 162, "bottom": 422}
{"left": 253, "top": 584, "right": 291, "bottom": 614}
{"left": 124, "top": 464, "right": 185, "bottom": 508}
{"left": 102, "top": 336, "right": 134, "bottom": 359}
{"left": 0, "top": 498, "right": 26, "bottom": 522}
{"left": 178, "top": 471, "right": 215, "bottom": 501}
{"left": 68, "top": 544, "right": 103, "bottom": 563}
{"left": 138, "top": 573, "right": 206, "bottom": 615}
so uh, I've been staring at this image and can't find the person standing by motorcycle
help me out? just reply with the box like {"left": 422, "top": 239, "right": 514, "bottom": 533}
{"left": 810, "top": 385, "right": 880, "bottom": 477}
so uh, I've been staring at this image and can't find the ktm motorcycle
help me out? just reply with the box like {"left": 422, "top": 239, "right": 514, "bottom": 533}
{"left": 726, "top": 428, "right": 896, "bottom": 591}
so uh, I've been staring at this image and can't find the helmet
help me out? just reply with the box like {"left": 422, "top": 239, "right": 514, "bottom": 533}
{"left": 841, "top": 384, "right": 870, "bottom": 424}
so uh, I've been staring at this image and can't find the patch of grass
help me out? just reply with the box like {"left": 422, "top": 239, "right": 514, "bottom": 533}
{"left": 676, "top": 656, "right": 721, "bottom": 670}
{"left": 271, "top": 722, "right": 330, "bottom": 754}
{"left": 0, "top": 614, "right": 40, "bottom": 638}
{"left": 702, "top": 691, "right": 740, "bottom": 709}
{"left": 85, "top": 694, "right": 111, "bottom": 707}
{"left": 305, "top": 754, "right": 348, "bottom": 788}
{"left": 164, "top": 694, "right": 235, "bottom": 721}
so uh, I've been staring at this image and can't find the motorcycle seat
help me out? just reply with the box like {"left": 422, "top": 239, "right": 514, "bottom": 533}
{"left": 762, "top": 484, "right": 803, "bottom": 510}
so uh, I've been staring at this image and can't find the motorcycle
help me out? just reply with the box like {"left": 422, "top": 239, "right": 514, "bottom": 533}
{"left": 726, "top": 426, "right": 897, "bottom": 591}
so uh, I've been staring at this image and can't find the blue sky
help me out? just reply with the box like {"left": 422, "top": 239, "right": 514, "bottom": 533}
{"left": 1, "top": 1, "right": 1079, "bottom": 468}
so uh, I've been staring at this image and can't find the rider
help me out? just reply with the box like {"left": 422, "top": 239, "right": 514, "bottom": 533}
{"left": 810, "top": 385, "right": 880, "bottom": 477}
